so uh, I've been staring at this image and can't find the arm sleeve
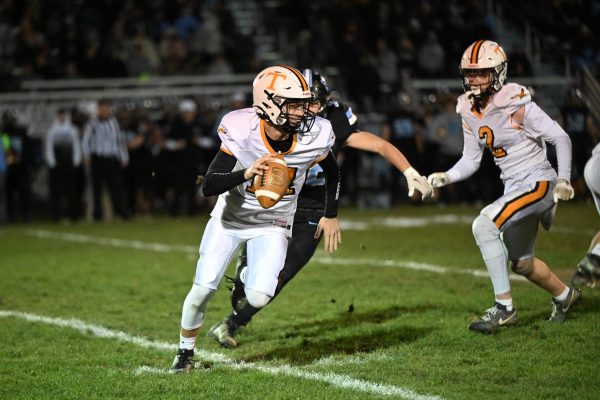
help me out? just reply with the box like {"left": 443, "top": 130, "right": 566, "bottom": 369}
{"left": 201, "top": 150, "right": 247, "bottom": 196}
{"left": 317, "top": 151, "right": 340, "bottom": 218}
{"left": 446, "top": 130, "right": 483, "bottom": 183}
{"left": 523, "top": 102, "right": 572, "bottom": 180}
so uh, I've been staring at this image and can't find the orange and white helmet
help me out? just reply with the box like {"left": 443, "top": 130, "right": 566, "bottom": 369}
{"left": 253, "top": 65, "right": 314, "bottom": 134}
{"left": 459, "top": 40, "right": 508, "bottom": 100}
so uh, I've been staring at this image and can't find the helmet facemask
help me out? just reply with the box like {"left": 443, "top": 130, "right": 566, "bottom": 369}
{"left": 303, "top": 69, "right": 331, "bottom": 118}
{"left": 272, "top": 95, "right": 315, "bottom": 134}
{"left": 459, "top": 40, "right": 508, "bottom": 111}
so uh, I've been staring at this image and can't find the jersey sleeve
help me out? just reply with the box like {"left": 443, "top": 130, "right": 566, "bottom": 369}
{"left": 523, "top": 102, "right": 572, "bottom": 180}
{"left": 216, "top": 112, "right": 241, "bottom": 156}
{"left": 446, "top": 127, "right": 484, "bottom": 183}
{"left": 327, "top": 102, "right": 357, "bottom": 150}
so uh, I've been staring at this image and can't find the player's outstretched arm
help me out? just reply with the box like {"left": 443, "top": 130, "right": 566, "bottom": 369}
{"left": 345, "top": 131, "right": 433, "bottom": 200}
{"left": 315, "top": 150, "right": 341, "bottom": 253}
{"left": 315, "top": 217, "right": 341, "bottom": 254}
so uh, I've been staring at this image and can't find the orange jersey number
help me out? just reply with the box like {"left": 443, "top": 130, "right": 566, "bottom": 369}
{"left": 478, "top": 126, "right": 507, "bottom": 158}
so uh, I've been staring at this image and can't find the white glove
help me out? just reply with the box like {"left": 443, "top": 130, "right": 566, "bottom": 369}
{"left": 403, "top": 167, "right": 433, "bottom": 200}
{"left": 427, "top": 172, "right": 450, "bottom": 188}
{"left": 553, "top": 179, "right": 574, "bottom": 202}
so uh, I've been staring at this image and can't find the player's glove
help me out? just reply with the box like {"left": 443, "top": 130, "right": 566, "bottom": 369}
{"left": 553, "top": 178, "right": 574, "bottom": 202}
{"left": 403, "top": 167, "right": 433, "bottom": 200}
{"left": 427, "top": 172, "right": 450, "bottom": 188}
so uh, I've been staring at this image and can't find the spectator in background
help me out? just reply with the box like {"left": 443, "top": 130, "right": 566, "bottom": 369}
{"left": 205, "top": 53, "right": 233, "bottom": 75}
{"left": 426, "top": 94, "right": 469, "bottom": 203}
{"left": 2, "top": 111, "right": 32, "bottom": 222}
{"left": 82, "top": 99, "right": 130, "bottom": 221}
{"left": 45, "top": 109, "right": 82, "bottom": 222}
{"left": 124, "top": 30, "right": 160, "bottom": 78}
{"left": 122, "top": 110, "right": 152, "bottom": 216}
{"left": 383, "top": 95, "right": 425, "bottom": 205}
{"left": 561, "top": 87, "right": 591, "bottom": 197}
{"left": 417, "top": 31, "right": 445, "bottom": 78}
{"left": 160, "top": 99, "right": 198, "bottom": 216}
{"left": 508, "top": 47, "right": 533, "bottom": 77}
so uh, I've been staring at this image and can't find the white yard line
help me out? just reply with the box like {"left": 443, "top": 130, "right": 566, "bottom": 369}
{"left": 26, "top": 228, "right": 527, "bottom": 282}
{"left": 0, "top": 310, "right": 443, "bottom": 400}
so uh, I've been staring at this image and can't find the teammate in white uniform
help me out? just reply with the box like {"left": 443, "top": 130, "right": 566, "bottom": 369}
{"left": 428, "top": 40, "right": 580, "bottom": 333}
{"left": 571, "top": 143, "right": 600, "bottom": 288}
{"left": 171, "top": 66, "right": 341, "bottom": 372}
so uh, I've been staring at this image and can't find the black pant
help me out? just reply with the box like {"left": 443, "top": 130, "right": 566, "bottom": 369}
{"left": 229, "top": 208, "right": 323, "bottom": 327}
{"left": 49, "top": 164, "right": 79, "bottom": 221}
{"left": 6, "top": 164, "right": 31, "bottom": 222}
{"left": 90, "top": 156, "right": 128, "bottom": 220}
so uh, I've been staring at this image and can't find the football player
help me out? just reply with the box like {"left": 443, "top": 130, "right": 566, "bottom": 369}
{"left": 207, "top": 69, "right": 433, "bottom": 348}
{"left": 428, "top": 40, "right": 579, "bottom": 333}
{"left": 571, "top": 143, "right": 600, "bottom": 288}
{"left": 170, "top": 66, "right": 341, "bottom": 373}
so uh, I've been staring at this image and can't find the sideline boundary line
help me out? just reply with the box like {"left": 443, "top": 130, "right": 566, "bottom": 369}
{"left": 25, "top": 229, "right": 526, "bottom": 282}
{"left": 0, "top": 310, "right": 443, "bottom": 400}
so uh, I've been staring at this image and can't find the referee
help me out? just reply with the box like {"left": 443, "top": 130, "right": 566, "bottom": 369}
{"left": 82, "top": 99, "right": 129, "bottom": 221}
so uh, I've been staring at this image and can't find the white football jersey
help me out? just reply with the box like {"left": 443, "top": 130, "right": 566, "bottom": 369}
{"left": 210, "top": 108, "right": 335, "bottom": 230}
{"left": 452, "top": 83, "right": 562, "bottom": 191}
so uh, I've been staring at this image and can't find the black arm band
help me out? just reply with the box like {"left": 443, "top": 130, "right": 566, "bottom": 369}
{"left": 318, "top": 151, "right": 340, "bottom": 218}
{"left": 201, "top": 150, "right": 248, "bottom": 196}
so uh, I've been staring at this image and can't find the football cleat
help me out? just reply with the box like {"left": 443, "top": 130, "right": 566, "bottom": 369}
{"left": 468, "top": 302, "right": 518, "bottom": 333}
{"left": 547, "top": 287, "right": 581, "bottom": 323}
{"left": 228, "top": 254, "right": 248, "bottom": 310}
{"left": 207, "top": 319, "right": 237, "bottom": 349}
{"left": 170, "top": 348, "right": 195, "bottom": 374}
{"left": 570, "top": 254, "right": 600, "bottom": 289}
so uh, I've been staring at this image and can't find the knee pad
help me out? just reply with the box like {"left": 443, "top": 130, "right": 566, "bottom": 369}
{"left": 472, "top": 214, "right": 501, "bottom": 246}
{"left": 245, "top": 287, "right": 271, "bottom": 309}
{"left": 181, "top": 284, "right": 215, "bottom": 330}
{"left": 511, "top": 259, "right": 534, "bottom": 276}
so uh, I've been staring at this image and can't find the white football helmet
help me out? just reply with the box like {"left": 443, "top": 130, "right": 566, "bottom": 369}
{"left": 253, "top": 65, "right": 315, "bottom": 134}
{"left": 460, "top": 40, "right": 508, "bottom": 102}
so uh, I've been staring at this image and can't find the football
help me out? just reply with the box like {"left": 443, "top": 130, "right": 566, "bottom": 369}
{"left": 254, "top": 155, "right": 289, "bottom": 209}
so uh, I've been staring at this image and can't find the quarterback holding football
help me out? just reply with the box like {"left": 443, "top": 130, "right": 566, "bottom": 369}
{"left": 170, "top": 65, "right": 341, "bottom": 373}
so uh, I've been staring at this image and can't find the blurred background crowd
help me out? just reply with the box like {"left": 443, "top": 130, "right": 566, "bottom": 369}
{"left": 0, "top": 0, "right": 599, "bottom": 223}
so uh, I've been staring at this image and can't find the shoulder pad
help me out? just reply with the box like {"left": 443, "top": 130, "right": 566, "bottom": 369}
{"left": 327, "top": 99, "right": 341, "bottom": 109}
{"left": 455, "top": 94, "right": 471, "bottom": 115}
{"left": 493, "top": 83, "right": 531, "bottom": 109}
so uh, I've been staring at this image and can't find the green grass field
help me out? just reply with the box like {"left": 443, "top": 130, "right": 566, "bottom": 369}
{"left": 1, "top": 203, "right": 599, "bottom": 399}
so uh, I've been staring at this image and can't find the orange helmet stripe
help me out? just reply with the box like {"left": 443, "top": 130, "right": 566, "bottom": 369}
{"left": 278, "top": 65, "right": 309, "bottom": 92}
{"left": 470, "top": 40, "right": 485, "bottom": 64}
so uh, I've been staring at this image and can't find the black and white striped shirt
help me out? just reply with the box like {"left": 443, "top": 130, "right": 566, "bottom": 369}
{"left": 81, "top": 117, "right": 129, "bottom": 163}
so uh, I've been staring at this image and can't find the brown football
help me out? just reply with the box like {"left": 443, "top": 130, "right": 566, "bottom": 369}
{"left": 253, "top": 155, "right": 289, "bottom": 209}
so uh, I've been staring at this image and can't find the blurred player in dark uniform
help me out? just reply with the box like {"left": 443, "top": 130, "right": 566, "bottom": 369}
{"left": 208, "top": 69, "right": 433, "bottom": 348}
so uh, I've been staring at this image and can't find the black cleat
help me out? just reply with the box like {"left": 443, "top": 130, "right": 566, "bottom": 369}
{"left": 469, "top": 302, "right": 518, "bottom": 333}
{"left": 547, "top": 287, "right": 581, "bottom": 323}
{"left": 229, "top": 253, "right": 248, "bottom": 310}
{"left": 207, "top": 319, "right": 237, "bottom": 349}
{"left": 570, "top": 254, "right": 600, "bottom": 289}
{"left": 170, "top": 348, "right": 195, "bottom": 373}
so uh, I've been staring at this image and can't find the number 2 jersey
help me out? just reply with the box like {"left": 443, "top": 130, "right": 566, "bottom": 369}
{"left": 210, "top": 108, "right": 335, "bottom": 230}
{"left": 448, "top": 83, "right": 572, "bottom": 192}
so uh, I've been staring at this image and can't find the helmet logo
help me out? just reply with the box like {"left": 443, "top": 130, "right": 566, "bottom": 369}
{"left": 266, "top": 72, "right": 287, "bottom": 90}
